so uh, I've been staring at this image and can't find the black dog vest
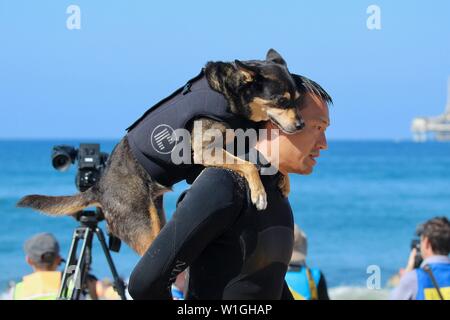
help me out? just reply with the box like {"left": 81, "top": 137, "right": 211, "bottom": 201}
{"left": 126, "top": 69, "right": 257, "bottom": 187}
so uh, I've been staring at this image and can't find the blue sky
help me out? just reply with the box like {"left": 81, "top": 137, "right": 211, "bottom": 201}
{"left": 0, "top": 0, "right": 449, "bottom": 140}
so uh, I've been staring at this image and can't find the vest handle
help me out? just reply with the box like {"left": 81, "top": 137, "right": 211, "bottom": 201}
{"left": 305, "top": 267, "right": 319, "bottom": 300}
{"left": 422, "top": 264, "right": 445, "bottom": 300}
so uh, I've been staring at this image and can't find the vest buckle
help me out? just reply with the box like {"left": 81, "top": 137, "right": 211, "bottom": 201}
{"left": 182, "top": 82, "right": 192, "bottom": 95}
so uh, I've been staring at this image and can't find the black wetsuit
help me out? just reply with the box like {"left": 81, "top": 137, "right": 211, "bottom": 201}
{"left": 128, "top": 156, "right": 295, "bottom": 300}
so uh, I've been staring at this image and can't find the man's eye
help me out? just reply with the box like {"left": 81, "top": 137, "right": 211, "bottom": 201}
{"left": 317, "top": 126, "right": 323, "bottom": 131}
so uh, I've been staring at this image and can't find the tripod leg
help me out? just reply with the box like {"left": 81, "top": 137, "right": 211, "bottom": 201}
{"left": 95, "top": 227, "right": 127, "bottom": 300}
{"left": 58, "top": 228, "right": 82, "bottom": 299}
{"left": 69, "top": 227, "right": 93, "bottom": 300}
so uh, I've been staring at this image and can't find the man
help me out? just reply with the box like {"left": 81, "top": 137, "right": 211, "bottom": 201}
{"left": 11, "top": 233, "right": 63, "bottom": 300}
{"left": 128, "top": 74, "right": 332, "bottom": 300}
{"left": 390, "top": 216, "right": 450, "bottom": 300}
{"left": 285, "top": 224, "right": 329, "bottom": 300}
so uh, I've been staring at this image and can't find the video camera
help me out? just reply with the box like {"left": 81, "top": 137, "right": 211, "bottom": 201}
{"left": 50, "top": 143, "right": 126, "bottom": 300}
{"left": 410, "top": 238, "right": 423, "bottom": 268}
{"left": 51, "top": 144, "right": 108, "bottom": 192}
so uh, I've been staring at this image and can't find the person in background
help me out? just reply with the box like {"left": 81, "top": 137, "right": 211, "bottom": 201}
{"left": 9, "top": 233, "right": 99, "bottom": 300}
{"left": 285, "top": 224, "right": 329, "bottom": 300}
{"left": 10, "top": 233, "right": 63, "bottom": 300}
{"left": 390, "top": 216, "right": 450, "bottom": 300}
{"left": 95, "top": 278, "right": 122, "bottom": 300}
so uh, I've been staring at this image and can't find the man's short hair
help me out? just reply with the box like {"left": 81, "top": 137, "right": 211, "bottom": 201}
{"left": 33, "top": 256, "right": 57, "bottom": 270}
{"left": 417, "top": 216, "right": 450, "bottom": 255}
{"left": 257, "top": 74, "right": 332, "bottom": 131}
{"left": 291, "top": 74, "right": 333, "bottom": 109}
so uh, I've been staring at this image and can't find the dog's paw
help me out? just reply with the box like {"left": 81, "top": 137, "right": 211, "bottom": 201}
{"left": 252, "top": 191, "right": 268, "bottom": 211}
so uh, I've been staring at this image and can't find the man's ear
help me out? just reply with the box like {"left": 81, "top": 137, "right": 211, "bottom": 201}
{"left": 421, "top": 235, "right": 433, "bottom": 255}
{"left": 25, "top": 255, "right": 34, "bottom": 266}
{"left": 266, "top": 48, "right": 287, "bottom": 66}
{"left": 423, "top": 236, "right": 432, "bottom": 251}
{"left": 234, "top": 60, "right": 259, "bottom": 83}
{"left": 54, "top": 255, "right": 62, "bottom": 268}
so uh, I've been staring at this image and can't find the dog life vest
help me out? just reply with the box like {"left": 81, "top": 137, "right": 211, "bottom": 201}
{"left": 126, "top": 69, "right": 257, "bottom": 187}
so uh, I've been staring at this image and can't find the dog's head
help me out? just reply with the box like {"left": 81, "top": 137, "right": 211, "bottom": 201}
{"left": 234, "top": 49, "right": 304, "bottom": 134}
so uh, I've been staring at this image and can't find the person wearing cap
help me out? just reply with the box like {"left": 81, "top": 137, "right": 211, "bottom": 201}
{"left": 285, "top": 224, "right": 329, "bottom": 300}
{"left": 11, "top": 233, "right": 63, "bottom": 300}
{"left": 390, "top": 216, "right": 450, "bottom": 300}
{"left": 9, "top": 233, "right": 101, "bottom": 300}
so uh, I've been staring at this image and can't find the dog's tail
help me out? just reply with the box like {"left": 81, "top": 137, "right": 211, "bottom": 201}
{"left": 17, "top": 188, "right": 99, "bottom": 216}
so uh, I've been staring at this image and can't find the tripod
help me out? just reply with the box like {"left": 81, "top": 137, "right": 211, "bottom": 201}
{"left": 58, "top": 208, "right": 127, "bottom": 300}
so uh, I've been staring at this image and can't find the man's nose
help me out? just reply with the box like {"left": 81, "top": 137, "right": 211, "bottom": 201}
{"left": 318, "top": 132, "right": 328, "bottom": 150}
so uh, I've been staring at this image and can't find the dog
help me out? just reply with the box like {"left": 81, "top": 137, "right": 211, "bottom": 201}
{"left": 17, "top": 49, "right": 303, "bottom": 255}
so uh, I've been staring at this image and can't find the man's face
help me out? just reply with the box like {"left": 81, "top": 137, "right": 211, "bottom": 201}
{"left": 273, "top": 93, "right": 330, "bottom": 175}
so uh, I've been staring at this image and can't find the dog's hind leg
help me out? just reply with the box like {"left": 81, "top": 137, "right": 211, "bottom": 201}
{"left": 98, "top": 136, "right": 169, "bottom": 256}
{"left": 131, "top": 202, "right": 164, "bottom": 256}
{"left": 131, "top": 194, "right": 167, "bottom": 256}
{"left": 103, "top": 197, "right": 165, "bottom": 257}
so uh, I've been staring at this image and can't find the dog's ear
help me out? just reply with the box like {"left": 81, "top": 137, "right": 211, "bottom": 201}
{"left": 234, "top": 59, "right": 259, "bottom": 83}
{"left": 266, "top": 48, "right": 287, "bottom": 66}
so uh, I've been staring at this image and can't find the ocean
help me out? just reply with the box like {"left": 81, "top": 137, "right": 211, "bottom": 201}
{"left": 1, "top": 140, "right": 449, "bottom": 298}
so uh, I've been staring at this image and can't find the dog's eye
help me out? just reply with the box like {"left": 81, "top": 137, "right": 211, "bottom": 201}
{"left": 278, "top": 97, "right": 289, "bottom": 106}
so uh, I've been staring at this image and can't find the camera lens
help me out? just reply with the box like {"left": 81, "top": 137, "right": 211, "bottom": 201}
{"left": 52, "top": 154, "right": 71, "bottom": 172}
{"left": 52, "top": 146, "right": 77, "bottom": 172}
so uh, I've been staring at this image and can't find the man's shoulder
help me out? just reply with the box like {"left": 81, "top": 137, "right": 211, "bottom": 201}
{"left": 186, "top": 167, "right": 248, "bottom": 206}
{"left": 192, "top": 167, "right": 246, "bottom": 189}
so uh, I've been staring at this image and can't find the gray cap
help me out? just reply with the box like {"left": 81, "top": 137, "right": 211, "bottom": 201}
{"left": 24, "top": 233, "right": 60, "bottom": 264}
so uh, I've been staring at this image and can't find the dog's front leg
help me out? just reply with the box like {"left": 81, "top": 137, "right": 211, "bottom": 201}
{"left": 191, "top": 119, "right": 267, "bottom": 211}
